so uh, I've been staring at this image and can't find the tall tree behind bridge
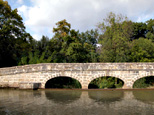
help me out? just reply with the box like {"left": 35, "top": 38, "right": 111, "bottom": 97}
{"left": 98, "top": 12, "right": 133, "bottom": 62}
{"left": 49, "top": 19, "right": 98, "bottom": 63}
{"left": 0, "top": 0, "right": 33, "bottom": 67}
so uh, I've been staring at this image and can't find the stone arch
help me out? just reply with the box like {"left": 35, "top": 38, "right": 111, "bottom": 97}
{"left": 133, "top": 75, "right": 154, "bottom": 88}
{"left": 41, "top": 72, "right": 82, "bottom": 89}
{"left": 131, "top": 71, "right": 154, "bottom": 87}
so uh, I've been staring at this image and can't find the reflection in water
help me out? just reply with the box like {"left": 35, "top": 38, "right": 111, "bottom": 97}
{"left": 0, "top": 89, "right": 154, "bottom": 115}
{"left": 88, "top": 90, "right": 124, "bottom": 103}
{"left": 133, "top": 90, "right": 154, "bottom": 104}
{"left": 45, "top": 90, "right": 82, "bottom": 104}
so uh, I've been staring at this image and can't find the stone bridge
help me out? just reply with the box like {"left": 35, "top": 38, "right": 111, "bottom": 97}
{"left": 0, "top": 63, "right": 154, "bottom": 89}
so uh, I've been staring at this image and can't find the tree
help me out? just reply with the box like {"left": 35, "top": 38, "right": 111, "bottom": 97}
{"left": 53, "top": 19, "right": 71, "bottom": 39}
{"left": 80, "top": 29, "right": 99, "bottom": 62}
{"left": 146, "top": 19, "right": 154, "bottom": 33}
{"left": 129, "top": 38, "right": 154, "bottom": 62}
{"left": 18, "top": 35, "right": 52, "bottom": 65}
{"left": 0, "top": 0, "right": 32, "bottom": 67}
{"left": 50, "top": 19, "right": 71, "bottom": 62}
{"left": 50, "top": 19, "right": 99, "bottom": 63}
{"left": 146, "top": 19, "right": 154, "bottom": 41}
{"left": 98, "top": 12, "right": 133, "bottom": 62}
{"left": 37, "top": 36, "right": 50, "bottom": 52}
{"left": 131, "top": 22, "right": 147, "bottom": 40}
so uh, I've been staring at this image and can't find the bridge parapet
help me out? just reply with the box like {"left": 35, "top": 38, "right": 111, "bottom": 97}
{"left": 0, "top": 63, "right": 154, "bottom": 76}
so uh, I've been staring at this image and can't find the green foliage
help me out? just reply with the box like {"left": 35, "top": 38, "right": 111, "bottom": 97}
{"left": 46, "top": 20, "right": 99, "bottom": 63}
{"left": 129, "top": 38, "right": 154, "bottom": 62}
{"left": 89, "top": 77, "right": 124, "bottom": 89}
{"left": 0, "top": 0, "right": 33, "bottom": 67}
{"left": 146, "top": 19, "right": 154, "bottom": 33}
{"left": 17, "top": 19, "right": 99, "bottom": 65}
{"left": 131, "top": 22, "right": 147, "bottom": 40}
{"left": 133, "top": 76, "right": 154, "bottom": 88}
{"left": 53, "top": 19, "right": 71, "bottom": 38}
{"left": 98, "top": 12, "right": 133, "bottom": 62}
{"left": 146, "top": 32, "right": 154, "bottom": 40}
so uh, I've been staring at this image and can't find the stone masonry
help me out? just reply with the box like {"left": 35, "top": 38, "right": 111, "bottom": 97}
{"left": 0, "top": 63, "right": 154, "bottom": 89}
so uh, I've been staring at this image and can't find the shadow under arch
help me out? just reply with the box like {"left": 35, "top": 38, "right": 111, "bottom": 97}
{"left": 88, "top": 76, "right": 124, "bottom": 89}
{"left": 45, "top": 76, "right": 82, "bottom": 89}
{"left": 88, "top": 90, "right": 124, "bottom": 103}
{"left": 133, "top": 76, "right": 154, "bottom": 88}
{"left": 45, "top": 90, "right": 82, "bottom": 104}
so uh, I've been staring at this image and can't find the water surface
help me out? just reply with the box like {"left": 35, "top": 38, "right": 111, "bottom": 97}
{"left": 0, "top": 89, "right": 154, "bottom": 115}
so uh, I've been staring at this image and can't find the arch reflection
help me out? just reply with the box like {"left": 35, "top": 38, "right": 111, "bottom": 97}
{"left": 88, "top": 90, "right": 124, "bottom": 103}
{"left": 45, "top": 90, "right": 82, "bottom": 104}
{"left": 133, "top": 90, "right": 154, "bottom": 104}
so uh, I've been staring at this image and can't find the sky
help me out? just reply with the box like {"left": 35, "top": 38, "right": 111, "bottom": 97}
{"left": 6, "top": 0, "right": 154, "bottom": 40}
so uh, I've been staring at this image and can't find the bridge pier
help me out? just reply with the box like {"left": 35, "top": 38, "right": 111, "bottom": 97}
{"left": 122, "top": 84, "right": 133, "bottom": 89}
{"left": 122, "top": 81, "right": 133, "bottom": 89}
{"left": 80, "top": 79, "right": 89, "bottom": 89}
{"left": 82, "top": 84, "right": 89, "bottom": 89}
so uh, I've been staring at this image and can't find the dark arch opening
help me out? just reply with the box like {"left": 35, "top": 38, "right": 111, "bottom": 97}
{"left": 45, "top": 76, "right": 82, "bottom": 89}
{"left": 88, "top": 76, "right": 124, "bottom": 89}
{"left": 133, "top": 76, "right": 154, "bottom": 88}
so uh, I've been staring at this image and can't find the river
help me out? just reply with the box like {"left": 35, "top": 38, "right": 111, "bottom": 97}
{"left": 0, "top": 89, "right": 154, "bottom": 115}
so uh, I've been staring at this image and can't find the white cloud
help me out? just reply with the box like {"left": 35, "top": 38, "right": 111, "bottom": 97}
{"left": 17, "top": 0, "right": 23, "bottom": 4}
{"left": 17, "top": 0, "right": 154, "bottom": 40}
{"left": 32, "top": 34, "right": 42, "bottom": 41}
{"left": 18, "top": 5, "right": 28, "bottom": 17}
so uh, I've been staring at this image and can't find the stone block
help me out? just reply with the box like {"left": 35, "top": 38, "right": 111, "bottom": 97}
{"left": 19, "top": 82, "right": 41, "bottom": 90}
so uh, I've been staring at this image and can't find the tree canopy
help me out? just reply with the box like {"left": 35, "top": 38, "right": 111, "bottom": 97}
{"left": 98, "top": 12, "right": 154, "bottom": 63}
{"left": 1, "top": 6, "right": 154, "bottom": 66}
{"left": 0, "top": 0, "right": 32, "bottom": 67}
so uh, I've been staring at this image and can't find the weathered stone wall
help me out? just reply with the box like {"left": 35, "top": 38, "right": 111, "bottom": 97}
{"left": 0, "top": 63, "right": 154, "bottom": 89}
